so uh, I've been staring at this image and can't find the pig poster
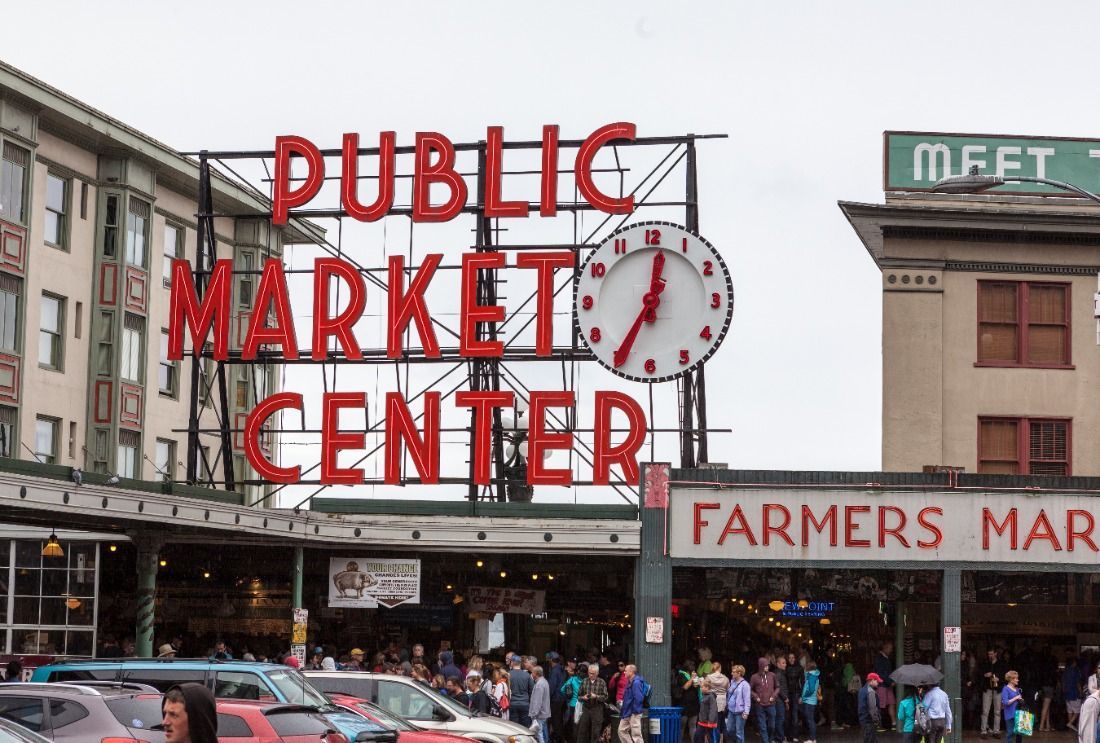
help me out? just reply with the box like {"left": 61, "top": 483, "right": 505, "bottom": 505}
{"left": 328, "top": 558, "right": 421, "bottom": 608}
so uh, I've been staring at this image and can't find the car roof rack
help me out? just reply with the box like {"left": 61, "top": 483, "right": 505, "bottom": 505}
{"left": 0, "top": 682, "right": 103, "bottom": 696}
{"left": 57, "top": 680, "right": 160, "bottom": 693}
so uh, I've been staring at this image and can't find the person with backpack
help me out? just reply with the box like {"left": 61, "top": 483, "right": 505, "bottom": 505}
{"left": 800, "top": 660, "right": 822, "bottom": 743}
{"left": 619, "top": 664, "right": 647, "bottom": 743}
{"left": 1077, "top": 685, "right": 1100, "bottom": 743}
{"left": 896, "top": 688, "right": 920, "bottom": 743}
{"left": 923, "top": 682, "right": 953, "bottom": 743}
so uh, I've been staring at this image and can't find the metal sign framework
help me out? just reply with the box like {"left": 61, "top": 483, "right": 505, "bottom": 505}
{"left": 180, "top": 131, "right": 727, "bottom": 504}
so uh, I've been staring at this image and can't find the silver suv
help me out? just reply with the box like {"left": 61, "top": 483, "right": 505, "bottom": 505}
{"left": 303, "top": 671, "right": 537, "bottom": 743}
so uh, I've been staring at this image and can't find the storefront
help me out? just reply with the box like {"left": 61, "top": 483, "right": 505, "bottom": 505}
{"left": 635, "top": 466, "right": 1100, "bottom": 743}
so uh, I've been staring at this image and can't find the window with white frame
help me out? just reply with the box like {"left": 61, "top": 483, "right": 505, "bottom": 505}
{"left": 38, "top": 294, "right": 64, "bottom": 370}
{"left": 0, "top": 274, "right": 20, "bottom": 353}
{"left": 163, "top": 223, "right": 181, "bottom": 287}
{"left": 117, "top": 430, "right": 139, "bottom": 479}
{"left": 124, "top": 199, "right": 149, "bottom": 268}
{"left": 44, "top": 174, "right": 67, "bottom": 247}
{"left": 34, "top": 417, "right": 58, "bottom": 464}
{"left": 155, "top": 438, "right": 174, "bottom": 482}
{"left": 120, "top": 313, "right": 143, "bottom": 382}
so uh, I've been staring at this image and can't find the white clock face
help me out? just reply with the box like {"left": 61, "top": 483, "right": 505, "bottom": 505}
{"left": 575, "top": 221, "right": 733, "bottom": 382}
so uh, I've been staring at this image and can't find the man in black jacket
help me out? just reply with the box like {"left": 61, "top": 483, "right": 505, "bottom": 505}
{"left": 775, "top": 656, "right": 790, "bottom": 743}
{"left": 785, "top": 653, "right": 805, "bottom": 742}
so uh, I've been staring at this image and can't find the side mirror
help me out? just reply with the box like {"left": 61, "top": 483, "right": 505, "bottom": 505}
{"left": 432, "top": 706, "right": 452, "bottom": 721}
{"left": 357, "top": 732, "right": 399, "bottom": 743}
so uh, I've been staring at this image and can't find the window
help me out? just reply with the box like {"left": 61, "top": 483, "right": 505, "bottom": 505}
{"left": 163, "top": 223, "right": 181, "bottom": 287}
{"left": 198, "top": 343, "right": 213, "bottom": 405}
{"left": 102, "top": 194, "right": 119, "bottom": 257}
{"left": 0, "top": 273, "right": 21, "bottom": 353}
{"left": 979, "top": 417, "right": 1071, "bottom": 476}
{"left": 35, "top": 417, "right": 58, "bottom": 464}
{"left": 217, "top": 714, "right": 254, "bottom": 737}
{"left": 375, "top": 680, "right": 438, "bottom": 721}
{"left": 978, "top": 281, "right": 1070, "bottom": 366}
{"left": 0, "top": 142, "right": 28, "bottom": 224}
{"left": 117, "top": 430, "right": 139, "bottom": 479}
{"left": 47, "top": 699, "right": 89, "bottom": 730}
{"left": 155, "top": 439, "right": 174, "bottom": 482}
{"left": 214, "top": 671, "right": 272, "bottom": 700}
{"left": 120, "top": 313, "right": 143, "bottom": 382}
{"left": 238, "top": 251, "right": 254, "bottom": 306}
{"left": 44, "top": 173, "right": 67, "bottom": 247}
{"left": 0, "top": 406, "right": 15, "bottom": 458}
{"left": 158, "top": 329, "right": 177, "bottom": 396}
{"left": 125, "top": 198, "right": 149, "bottom": 268}
{"left": 0, "top": 697, "right": 45, "bottom": 731}
{"left": 39, "top": 294, "right": 64, "bottom": 370}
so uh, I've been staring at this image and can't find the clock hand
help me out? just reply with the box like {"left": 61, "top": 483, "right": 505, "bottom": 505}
{"left": 614, "top": 255, "right": 667, "bottom": 367}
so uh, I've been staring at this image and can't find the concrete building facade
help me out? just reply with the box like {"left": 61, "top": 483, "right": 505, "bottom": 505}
{"left": 0, "top": 61, "right": 305, "bottom": 497}
{"left": 842, "top": 145, "right": 1100, "bottom": 476}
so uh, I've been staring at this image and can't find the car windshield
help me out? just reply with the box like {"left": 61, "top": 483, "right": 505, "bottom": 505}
{"left": 356, "top": 702, "right": 416, "bottom": 731}
{"left": 265, "top": 668, "right": 330, "bottom": 708}
{"left": 432, "top": 689, "right": 475, "bottom": 716}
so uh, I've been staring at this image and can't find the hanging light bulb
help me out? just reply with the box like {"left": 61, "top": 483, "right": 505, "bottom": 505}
{"left": 159, "top": 559, "right": 167, "bottom": 568}
{"left": 819, "top": 618, "right": 831, "bottom": 625}
{"left": 500, "top": 570, "right": 508, "bottom": 578}
{"left": 108, "top": 544, "right": 118, "bottom": 553}
{"left": 476, "top": 560, "right": 484, "bottom": 568}
{"left": 768, "top": 600, "right": 785, "bottom": 612}
{"left": 797, "top": 599, "right": 809, "bottom": 609}
{"left": 41, "top": 532, "right": 64, "bottom": 558}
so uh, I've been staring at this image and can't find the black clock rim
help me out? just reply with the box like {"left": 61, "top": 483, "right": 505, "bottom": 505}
{"left": 572, "top": 219, "right": 735, "bottom": 384}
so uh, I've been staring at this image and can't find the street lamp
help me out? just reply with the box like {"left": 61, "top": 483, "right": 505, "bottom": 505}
{"left": 933, "top": 165, "right": 1100, "bottom": 206}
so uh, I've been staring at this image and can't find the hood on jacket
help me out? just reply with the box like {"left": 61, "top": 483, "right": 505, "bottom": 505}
{"left": 441, "top": 650, "right": 454, "bottom": 665}
{"left": 164, "top": 683, "right": 217, "bottom": 743}
{"left": 758, "top": 658, "right": 770, "bottom": 672}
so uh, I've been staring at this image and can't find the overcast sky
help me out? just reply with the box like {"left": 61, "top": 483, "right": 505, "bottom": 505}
{"left": 5, "top": 1, "right": 1097, "bottom": 504}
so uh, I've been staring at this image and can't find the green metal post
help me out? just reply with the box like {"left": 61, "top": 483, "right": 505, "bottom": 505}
{"left": 292, "top": 546, "right": 304, "bottom": 609}
{"left": 635, "top": 464, "right": 672, "bottom": 705}
{"left": 942, "top": 569, "right": 962, "bottom": 743}
{"left": 133, "top": 536, "right": 162, "bottom": 658}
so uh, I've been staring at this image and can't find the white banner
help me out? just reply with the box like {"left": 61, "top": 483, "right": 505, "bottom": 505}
{"left": 467, "top": 586, "right": 546, "bottom": 614}
{"left": 328, "top": 558, "right": 421, "bottom": 608}
{"left": 669, "top": 488, "right": 1100, "bottom": 565}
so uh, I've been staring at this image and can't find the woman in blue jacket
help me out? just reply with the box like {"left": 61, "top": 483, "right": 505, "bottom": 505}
{"left": 800, "top": 660, "right": 822, "bottom": 743}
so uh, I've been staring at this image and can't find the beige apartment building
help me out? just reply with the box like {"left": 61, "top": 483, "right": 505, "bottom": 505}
{"left": 0, "top": 61, "right": 304, "bottom": 498}
{"left": 841, "top": 132, "right": 1100, "bottom": 476}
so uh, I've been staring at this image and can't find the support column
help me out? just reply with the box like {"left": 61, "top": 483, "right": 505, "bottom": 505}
{"left": 132, "top": 535, "right": 163, "bottom": 658}
{"left": 635, "top": 464, "right": 672, "bottom": 705}
{"left": 942, "top": 569, "right": 962, "bottom": 743}
{"left": 292, "top": 546, "right": 304, "bottom": 609}
{"left": 895, "top": 601, "right": 906, "bottom": 731}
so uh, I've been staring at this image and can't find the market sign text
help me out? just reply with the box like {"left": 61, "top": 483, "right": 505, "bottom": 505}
{"left": 168, "top": 124, "right": 647, "bottom": 487}
{"left": 671, "top": 488, "right": 1100, "bottom": 565}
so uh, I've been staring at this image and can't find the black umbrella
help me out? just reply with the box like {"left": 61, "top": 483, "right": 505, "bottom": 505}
{"left": 890, "top": 664, "right": 943, "bottom": 686}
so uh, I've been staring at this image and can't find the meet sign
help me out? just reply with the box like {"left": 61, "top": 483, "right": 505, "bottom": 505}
{"left": 884, "top": 131, "right": 1100, "bottom": 194}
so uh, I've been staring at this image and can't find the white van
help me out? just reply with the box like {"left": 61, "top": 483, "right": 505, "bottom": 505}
{"left": 303, "top": 670, "right": 537, "bottom": 743}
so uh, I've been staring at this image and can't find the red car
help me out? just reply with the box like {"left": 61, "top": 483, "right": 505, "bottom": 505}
{"left": 327, "top": 693, "right": 473, "bottom": 743}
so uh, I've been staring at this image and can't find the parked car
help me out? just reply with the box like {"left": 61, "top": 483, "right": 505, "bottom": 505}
{"left": 0, "top": 682, "right": 164, "bottom": 741}
{"left": 328, "top": 692, "right": 476, "bottom": 743}
{"left": 30, "top": 659, "right": 330, "bottom": 707}
{"left": 0, "top": 718, "right": 50, "bottom": 743}
{"left": 302, "top": 671, "right": 537, "bottom": 743}
{"left": 87, "top": 693, "right": 359, "bottom": 743}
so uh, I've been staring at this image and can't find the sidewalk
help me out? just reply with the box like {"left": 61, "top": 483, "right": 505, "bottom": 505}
{"left": 791, "top": 731, "right": 1075, "bottom": 742}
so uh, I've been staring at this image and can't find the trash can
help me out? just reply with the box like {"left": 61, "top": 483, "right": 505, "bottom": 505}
{"left": 647, "top": 706, "right": 682, "bottom": 743}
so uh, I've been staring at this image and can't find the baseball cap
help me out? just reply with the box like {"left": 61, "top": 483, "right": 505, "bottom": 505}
{"left": 350, "top": 648, "right": 364, "bottom": 656}
{"left": 313, "top": 646, "right": 324, "bottom": 655}
{"left": 546, "top": 651, "right": 561, "bottom": 661}
{"left": 867, "top": 672, "right": 883, "bottom": 682}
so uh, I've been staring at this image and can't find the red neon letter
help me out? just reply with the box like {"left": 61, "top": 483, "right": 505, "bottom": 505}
{"left": 917, "top": 507, "right": 944, "bottom": 548}
{"left": 412, "top": 132, "right": 467, "bottom": 222}
{"left": 272, "top": 135, "right": 324, "bottom": 225}
{"left": 527, "top": 391, "right": 575, "bottom": 485}
{"left": 763, "top": 504, "right": 795, "bottom": 546}
{"left": 592, "top": 390, "right": 646, "bottom": 485}
{"left": 484, "top": 126, "right": 528, "bottom": 218}
{"left": 541, "top": 125, "right": 559, "bottom": 217}
{"left": 1068, "top": 510, "right": 1099, "bottom": 552}
{"left": 694, "top": 502, "right": 720, "bottom": 545}
{"left": 460, "top": 253, "right": 506, "bottom": 357}
{"left": 802, "top": 505, "right": 838, "bottom": 547}
{"left": 981, "top": 508, "right": 1017, "bottom": 550}
{"left": 384, "top": 392, "right": 441, "bottom": 485}
{"left": 516, "top": 251, "right": 575, "bottom": 356}
{"left": 341, "top": 131, "right": 395, "bottom": 222}
{"left": 455, "top": 390, "right": 514, "bottom": 486}
{"left": 878, "top": 506, "right": 910, "bottom": 548}
{"left": 168, "top": 258, "right": 232, "bottom": 360}
{"left": 388, "top": 254, "right": 442, "bottom": 358}
{"left": 242, "top": 259, "right": 298, "bottom": 361}
{"left": 1022, "top": 509, "right": 1063, "bottom": 551}
{"left": 844, "top": 505, "right": 871, "bottom": 548}
{"left": 321, "top": 392, "right": 366, "bottom": 485}
{"left": 244, "top": 392, "right": 302, "bottom": 483}
{"left": 313, "top": 258, "right": 366, "bottom": 361}
{"left": 575, "top": 122, "right": 636, "bottom": 215}
{"left": 717, "top": 505, "right": 758, "bottom": 546}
